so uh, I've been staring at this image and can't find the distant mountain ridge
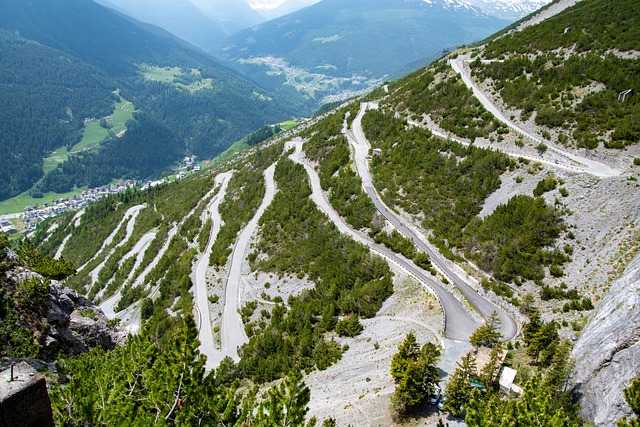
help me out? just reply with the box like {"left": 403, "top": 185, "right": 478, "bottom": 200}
{"left": 0, "top": 0, "right": 294, "bottom": 203}
{"left": 216, "top": 0, "right": 511, "bottom": 107}
{"left": 93, "top": 0, "right": 266, "bottom": 50}
{"left": 466, "top": 0, "right": 551, "bottom": 20}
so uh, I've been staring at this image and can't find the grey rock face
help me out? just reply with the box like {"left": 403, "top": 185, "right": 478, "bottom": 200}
{"left": 40, "top": 280, "right": 123, "bottom": 359}
{"left": 571, "top": 253, "right": 640, "bottom": 426}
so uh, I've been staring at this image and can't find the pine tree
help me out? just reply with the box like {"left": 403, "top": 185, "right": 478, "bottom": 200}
{"left": 390, "top": 331, "right": 421, "bottom": 382}
{"left": 389, "top": 334, "right": 441, "bottom": 419}
{"left": 443, "top": 351, "right": 477, "bottom": 417}
{"left": 618, "top": 378, "right": 640, "bottom": 427}
{"left": 469, "top": 311, "right": 502, "bottom": 348}
{"left": 253, "top": 370, "right": 312, "bottom": 426}
{"left": 479, "top": 343, "right": 504, "bottom": 390}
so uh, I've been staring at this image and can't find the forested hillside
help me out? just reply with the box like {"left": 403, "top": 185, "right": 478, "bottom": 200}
{"left": 0, "top": 0, "right": 297, "bottom": 204}
{"left": 2, "top": 0, "right": 640, "bottom": 425}
{"left": 0, "top": 31, "right": 116, "bottom": 200}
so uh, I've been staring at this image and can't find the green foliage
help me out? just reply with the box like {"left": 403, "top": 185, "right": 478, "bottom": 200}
{"left": 463, "top": 195, "right": 564, "bottom": 283}
{"left": 523, "top": 312, "right": 560, "bottom": 366}
{"left": 334, "top": 314, "right": 363, "bottom": 337}
{"left": 374, "top": 230, "right": 416, "bottom": 259}
{"left": 387, "top": 64, "right": 506, "bottom": 140}
{"left": 483, "top": 0, "right": 640, "bottom": 57}
{"left": 50, "top": 315, "right": 316, "bottom": 426}
{"left": 210, "top": 144, "right": 282, "bottom": 268}
{"left": 470, "top": 311, "right": 502, "bottom": 348}
{"left": 477, "top": 7, "right": 640, "bottom": 149}
{"left": 533, "top": 176, "right": 558, "bottom": 197}
{"left": 252, "top": 370, "right": 312, "bottom": 427}
{"left": 198, "top": 218, "right": 212, "bottom": 252}
{"left": 443, "top": 351, "right": 477, "bottom": 417}
{"left": 0, "top": 238, "right": 49, "bottom": 358}
{"left": 618, "top": 378, "right": 640, "bottom": 427}
{"left": 239, "top": 157, "right": 393, "bottom": 382}
{"left": 0, "top": 30, "right": 115, "bottom": 201}
{"left": 390, "top": 332, "right": 421, "bottom": 382}
{"left": 482, "top": 278, "right": 514, "bottom": 298}
{"left": 60, "top": 195, "right": 129, "bottom": 267}
{"left": 465, "top": 376, "right": 583, "bottom": 426}
{"left": 17, "top": 240, "right": 76, "bottom": 280}
{"left": 390, "top": 333, "right": 442, "bottom": 419}
{"left": 362, "top": 109, "right": 510, "bottom": 266}
{"left": 303, "top": 112, "right": 376, "bottom": 231}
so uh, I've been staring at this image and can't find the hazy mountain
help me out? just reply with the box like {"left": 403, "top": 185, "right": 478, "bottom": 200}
{"left": 247, "top": 0, "right": 321, "bottom": 19}
{"left": 92, "top": 0, "right": 264, "bottom": 50}
{"left": 215, "top": 0, "right": 509, "bottom": 106}
{"left": 0, "top": 0, "right": 294, "bottom": 201}
{"left": 466, "top": 0, "right": 551, "bottom": 20}
{"left": 93, "top": 0, "right": 228, "bottom": 49}
{"left": 190, "top": 0, "right": 265, "bottom": 33}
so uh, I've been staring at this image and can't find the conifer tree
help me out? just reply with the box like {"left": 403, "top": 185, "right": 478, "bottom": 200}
{"left": 443, "top": 351, "right": 477, "bottom": 417}
{"left": 469, "top": 311, "right": 502, "bottom": 348}
{"left": 618, "top": 378, "right": 640, "bottom": 427}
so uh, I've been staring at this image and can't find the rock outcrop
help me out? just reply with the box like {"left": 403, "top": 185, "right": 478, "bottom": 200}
{"left": 571, "top": 252, "right": 640, "bottom": 426}
{"left": 40, "top": 281, "right": 123, "bottom": 359}
{"left": 2, "top": 246, "right": 123, "bottom": 361}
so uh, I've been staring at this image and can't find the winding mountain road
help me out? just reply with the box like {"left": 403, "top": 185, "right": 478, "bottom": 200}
{"left": 288, "top": 139, "right": 481, "bottom": 342}
{"left": 450, "top": 57, "right": 621, "bottom": 178}
{"left": 214, "top": 164, "right": 277, "bottom": 364}
{"left": 344, "top": 103, "right": 518, "bottom": 341}
{"left": 193, "top": 172, "right": 232, "bottom": 370}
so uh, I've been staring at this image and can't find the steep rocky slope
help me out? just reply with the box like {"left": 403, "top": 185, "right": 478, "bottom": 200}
{"left": 571, "top": 252, "right": 640, "bottom": 425}
{"left": 1, "top": 246, "right": 122, "bottom": 362}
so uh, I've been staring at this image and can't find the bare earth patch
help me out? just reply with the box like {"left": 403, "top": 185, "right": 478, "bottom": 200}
{"left": 303, "top": 267, "right": 444, "bottom": 426}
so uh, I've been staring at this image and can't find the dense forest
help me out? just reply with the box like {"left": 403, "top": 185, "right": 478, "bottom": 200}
{"left": 0, "top": 31, "right": 116, "bottom": 200}
{"left": 0, "top": 0, "right": 297, "bottom": 203}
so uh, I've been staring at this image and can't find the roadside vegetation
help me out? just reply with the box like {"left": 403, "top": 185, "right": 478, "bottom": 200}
{"left": 240, "top": 157, "right": 394, "bottom": 382}
{"left": 474, "top": 0, "right": 640, "bottom": 149}
{"left": 302, "top": 109, "right": 376, "bottom": 230}
{"left": 209, "top": 143, "right": 283, "bottom": 268}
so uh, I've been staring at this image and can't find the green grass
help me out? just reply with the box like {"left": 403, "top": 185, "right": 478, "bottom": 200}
{"left": 42, "top": 95, "right": 136, "bottom": 174}
{"left": 140, "top": 65, "right": 213, "bottom": 93}
{"left": 0, "top": 188, "right": 83, "bottom": 215}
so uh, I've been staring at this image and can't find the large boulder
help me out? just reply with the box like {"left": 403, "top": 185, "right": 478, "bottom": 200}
{"left": 571, "top": 253, "right": 640, "bottom": 426}
{"left": 40, "top": 281, "right": 123, "bottom": 359}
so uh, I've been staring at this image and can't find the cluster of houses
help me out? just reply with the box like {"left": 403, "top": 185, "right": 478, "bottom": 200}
{"left": 20, "top": 181, "right": 137, "bottom": 231}
{"left": 3, "top": 157, "right": 208, "bottom": 235}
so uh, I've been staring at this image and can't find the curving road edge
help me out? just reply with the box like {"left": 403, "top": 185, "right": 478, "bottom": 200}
{"left": 193, "top": 172, "right": 232, "bottom": 371}
{"left": 450, "top": 57, "right": 621, "bottom": 179}
{"left": 345, "top": 102, "right": 518, "bottom": 342}
{"left": 213, "top": 164, "right": 277, "bottom": 366}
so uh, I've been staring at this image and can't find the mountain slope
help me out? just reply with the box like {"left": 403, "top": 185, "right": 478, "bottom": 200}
{"left": 0, "top": 0, "right": 222, "bottom": 77}
{"left": 467, "top": 0, "right": 551, "bottom": 20}
{"left": 189, "top": 0, "right": 265, "bottom": 34}
{"left": 215, "top": 0, "right": 510, "bottom": 106}
{"left": 93, "top": 0, "right": 265, "bottom": 50}
{"left": 93, "top": 0, "right": 228, "bottom": 50}
{"left": 7, "top": 0, "right": 640, "bottom": 424}
{"left": 0, "top": 0, "right": 295, "bottom": 205}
